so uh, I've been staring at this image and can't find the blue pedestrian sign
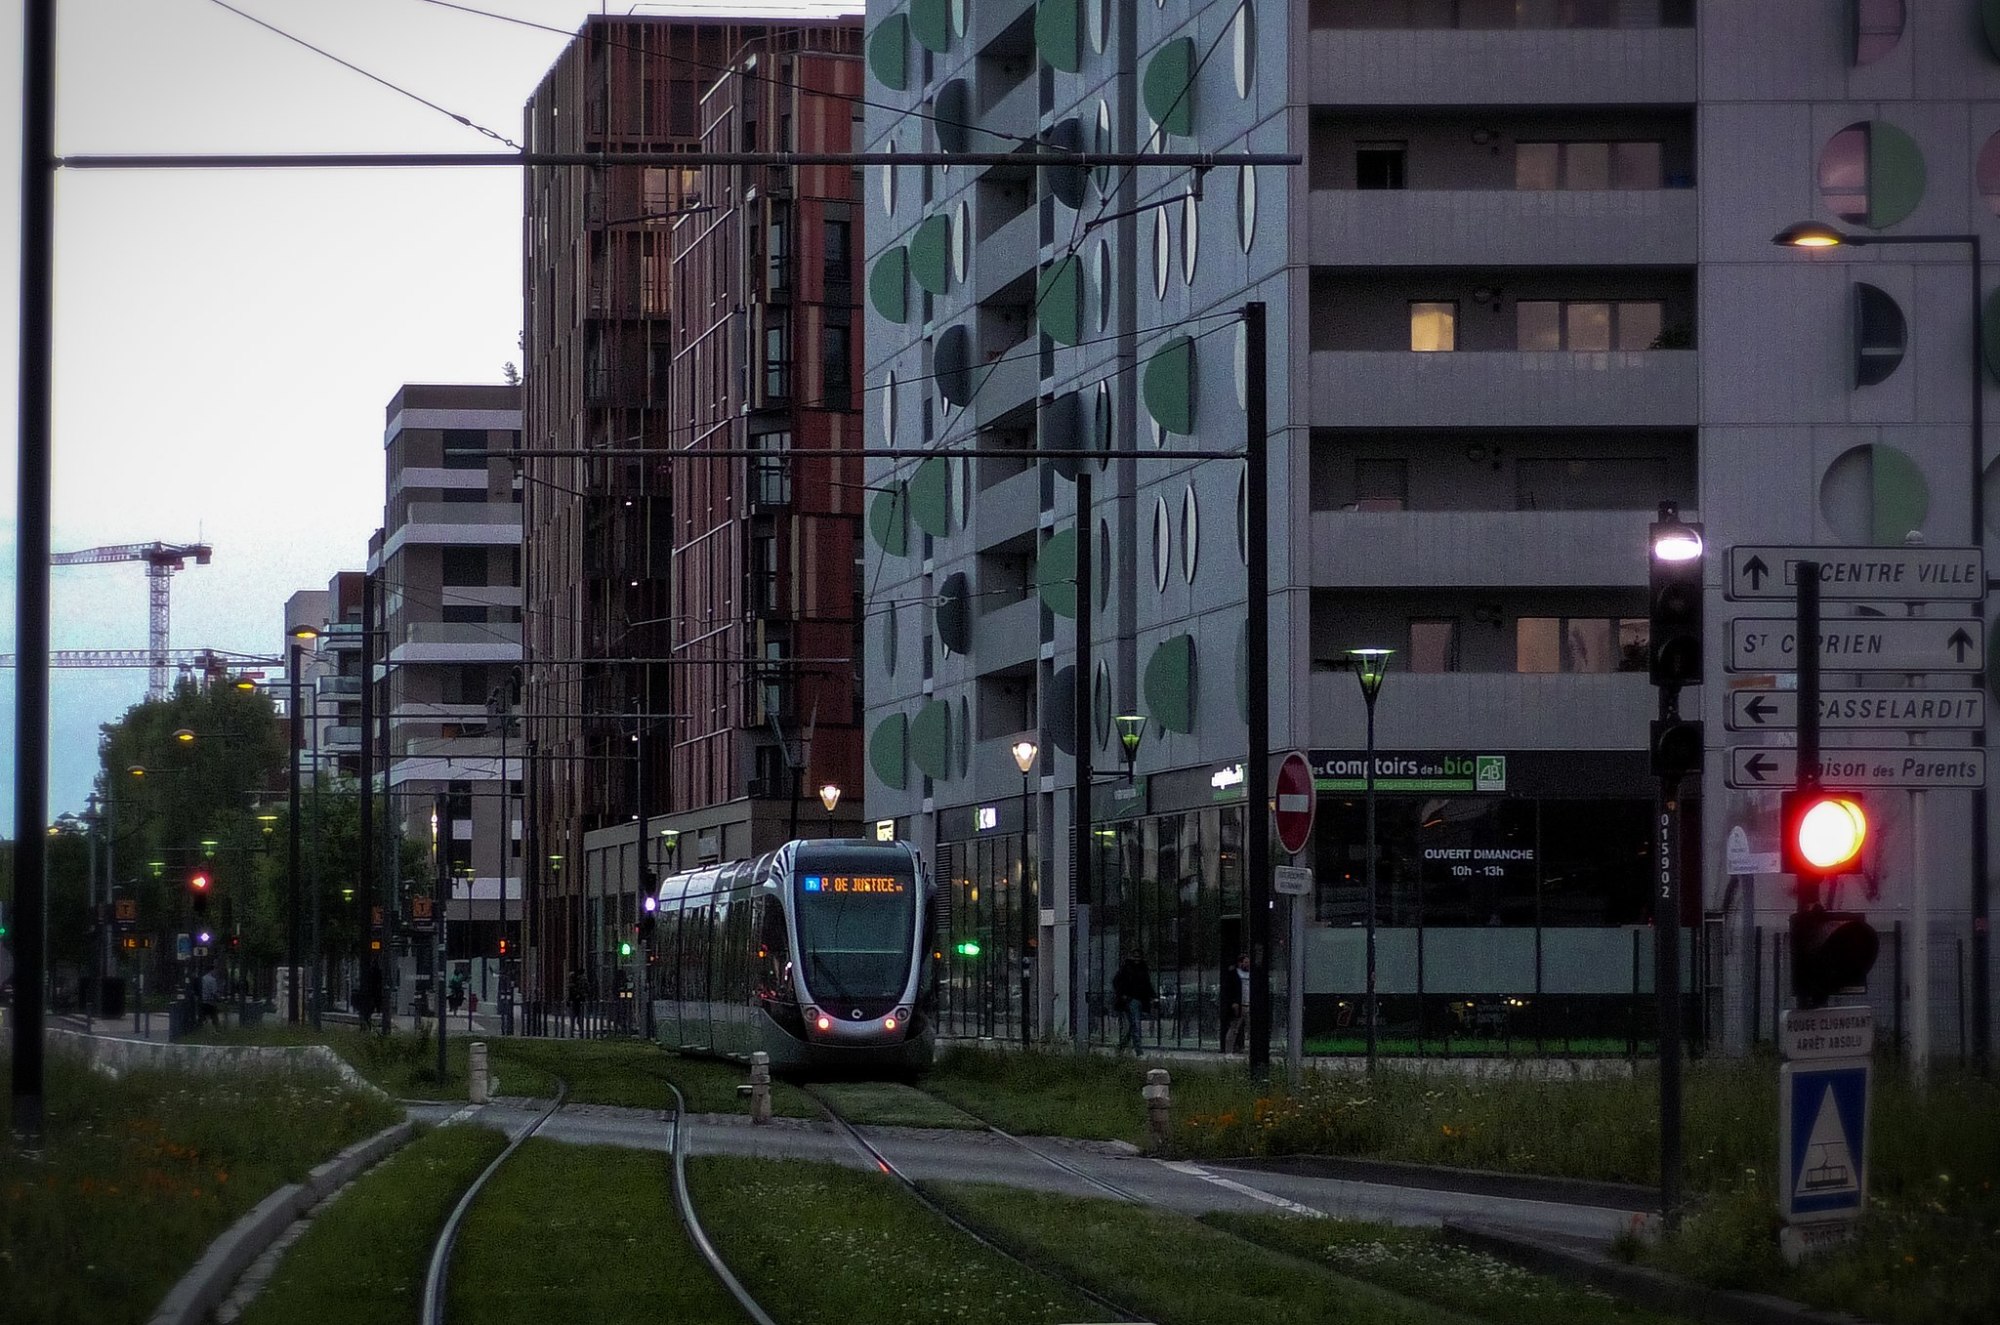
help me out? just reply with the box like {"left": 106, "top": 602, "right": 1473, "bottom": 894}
{"left": 1780, "top": 1058, "right": 1870, "bottom": 1223}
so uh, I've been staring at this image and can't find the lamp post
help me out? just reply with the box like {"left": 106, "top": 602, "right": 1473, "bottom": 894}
{"left": 1011, "top": 739, "right": 1039, "bottom": 1049}
{"left": 1113, "top": 715, "right": 1145, "bottom": 779}
{"left": 818, "top": 782, "right": 842, "bottom": 835}
{"left": 286, "top": 623, "right": 319, "bottom": 1024}
{"left": 1772, "top": 221, "right": 1988, "bottom": 1069}
{"left": 1347, "top": 648, "right": 1392, "bottom": 1073}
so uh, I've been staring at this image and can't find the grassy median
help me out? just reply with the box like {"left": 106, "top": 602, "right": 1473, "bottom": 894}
{"left": 237, "top": 1123, "right": 508, "bottom": 1325}
{"left": 0, "top": 1049, "right": 397, "bottom": 1325}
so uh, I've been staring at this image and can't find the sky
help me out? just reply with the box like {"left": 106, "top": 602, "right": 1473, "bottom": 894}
{"left": 0, "top": 0, "right": 856, "bottom": 834}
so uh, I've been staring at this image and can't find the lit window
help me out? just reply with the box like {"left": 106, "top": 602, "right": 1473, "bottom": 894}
{"left": 1818, "top": 124, "right": 1869, "bottom": 225}
{"left": 1409, "top": 619, "right": 1459, "bottom": 673}
{"left": 1409, "top": 301, "right": 1456, "bottom": 352}
{"left": 1854, "top": 0, "right": 1905, "bottom": 65}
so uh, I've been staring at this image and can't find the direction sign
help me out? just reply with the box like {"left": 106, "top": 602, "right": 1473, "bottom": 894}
{"left": 1727, "top": 545, "right": 1984, "bottom": 601}
{"left": 1728, "top": 618, "right": 1984, "bottom": 673}
{"left": 1726, "top": 746, "right": 1986, "bottom": 789}
{"left": 1274, "top": 750, "right": 1317, "bottom": 855}
{"left": 1727, "top": 688, "right": 1987, "bottom": 731}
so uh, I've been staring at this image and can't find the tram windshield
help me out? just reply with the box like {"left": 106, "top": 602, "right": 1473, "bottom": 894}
{"left": 793, "top": 848, "right": 918, "bottom": 1002}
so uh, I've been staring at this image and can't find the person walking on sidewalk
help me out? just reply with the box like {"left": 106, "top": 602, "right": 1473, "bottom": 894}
{"left": 198, "top": 968, "right": 221, "bottom": 1029}
{"left": 1111, "top": 953, "right": 1156, "bottom": 1056}
{"left": 1221, "top": 953, "right": 1252, "bottom": 1054}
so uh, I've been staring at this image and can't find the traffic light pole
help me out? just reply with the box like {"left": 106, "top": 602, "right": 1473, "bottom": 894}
{"left": 1655, "top": 696, "right": 1684, "bottom": 1231}
{"left": 1796, "top": 565, "right": 1822, "bottom": 909}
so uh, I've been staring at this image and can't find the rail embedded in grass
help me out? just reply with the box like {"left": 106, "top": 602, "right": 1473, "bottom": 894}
{"left": 937, "top": 1183, "right": 1457, "bottom": 1325}
{"left": 0, "top": 1050, "right": 398, "bottom": 1325}
{"left": 449, "top": 1138, "right": 744, "bottom": 1324}
{"left": 687, "top": 1155, "right": 1107, "bottom": 1325}
{"left": 1206, "top": 1211, "right": 1697, "bottom": 1325}
{"left": 234, "top": 1125, "right": 509, "bottom": 1325}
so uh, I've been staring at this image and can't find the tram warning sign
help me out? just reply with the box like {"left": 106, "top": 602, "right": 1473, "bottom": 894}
{"left": 1727, "top": 545, "right": 1983, "bottom": 601}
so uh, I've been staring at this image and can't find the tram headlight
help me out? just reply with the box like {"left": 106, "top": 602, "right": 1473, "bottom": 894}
{"left": 883, "top": 1017, "right": 897, "bottom": 1031}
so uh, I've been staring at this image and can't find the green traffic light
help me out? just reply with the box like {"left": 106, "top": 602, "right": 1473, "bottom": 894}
{"left": 954, "top": 941, "right": 981, "bottom": 957}
{"left": 619, "top": 941, "right": 633, "bottom": 957}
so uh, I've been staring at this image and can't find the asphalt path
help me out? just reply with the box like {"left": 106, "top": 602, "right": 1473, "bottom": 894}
{"left": 415, "top": 1098, "right": 1645, "bottom": 1242}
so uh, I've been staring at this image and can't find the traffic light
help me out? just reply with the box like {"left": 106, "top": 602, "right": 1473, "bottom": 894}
{"left": 638, "top": 896, "right": 658, "bottom": 941}
{"left": 1781, "top": 789, "right": 1869, "bottom": 879}
{"left": 1650, "top": 717, "right": 1704, "bottom": 780}
{"left": 1791, "top": 907, "right": 1880, "bottom": 1008}
{"left": 189, "top": 870, "right": 212, "bottom": 917}
{"left": 498, "top": 937, "right": 509, "bottom": 956}
{"left": 954, "top": 940, "right": 981, "bottom": 957}
{"left": 1648, "top": 506, "right": 1704, "bottom": 688}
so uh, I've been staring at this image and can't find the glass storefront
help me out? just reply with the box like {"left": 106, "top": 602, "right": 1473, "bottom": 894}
{"left": 932, "top": 833, "right": 1034, "bottom": 1041}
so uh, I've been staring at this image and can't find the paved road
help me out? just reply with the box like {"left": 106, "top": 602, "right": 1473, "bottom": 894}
{"left": 422, "top": 1098, "right": 1644, "bottom": 1242}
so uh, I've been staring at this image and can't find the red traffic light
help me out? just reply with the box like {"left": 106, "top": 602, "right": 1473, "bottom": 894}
{"left": 189, "top": 872, "right": 211, "bottom": 892}
{"left": 1781, "top": 789, "right": 1868, "bottom": 878}
{"left": 498, "top": 937, "right": 509, "bottom": 956}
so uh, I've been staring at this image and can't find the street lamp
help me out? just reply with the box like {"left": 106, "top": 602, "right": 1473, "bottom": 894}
{"left": 1346, "top": 648, "right": 1392, "bottom": 1073}
{"left": 1113, "top": 714, "right": 1146, "bottom": 777}
{"left": 817, "top": 782, "right": 842, "bottom": 834}
{"left": 1011, "top": 739, "right": 1038, "bottom": 1049}
{"left": 1773, "top": 220, "right": 1989, "bottom": 1066}
{"left": 286, "top": 622, "right": 319, "bottom": 1025}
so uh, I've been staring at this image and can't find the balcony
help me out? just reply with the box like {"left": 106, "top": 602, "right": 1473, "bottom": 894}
{"left": 974, "top": 204, "right": 1040, "bottom": 306}
{"left": 970, "top": 338, "right": 1041, "bottom": 429}
{"left": 1308, "top": 188, "right": 1697, "bottom": 268}
{"left": 389, "top": 620, "right": 523, "bottom": 665}
{"left": 323, "top": 725, "right": 362, "bottom": 752}
{"left": 967, "top": 464, "right": 1040, "bottom": 551}
{"left": 975, "top": 594, "right": 1041, "bottom": 674}
{"left": 1308, "top": 509, "right": 1652, "bottom": 588}
{"left": 387, "top": 502, "right": 521, "bottom": 554}
{"left": 1306, "top": 669, "right": 1654, "bottom": 750}
{"left": 1307, "top": 25, "right": 1696, "bottom": 107}
{"left": 1308, "top": 350, "right": 1695, "bottom": 430}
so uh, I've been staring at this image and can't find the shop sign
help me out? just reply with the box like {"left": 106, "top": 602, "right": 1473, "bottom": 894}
{"left": 975, "top": 806, "right": 999, "bottom": 831}
{"left": 1210, "top": 763, "right": 1245, "bottom": 800}
{"left": 1309, "top": 752, "right": 1508, "bottom": 794}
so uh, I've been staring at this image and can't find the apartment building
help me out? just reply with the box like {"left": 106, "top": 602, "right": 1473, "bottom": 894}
{"left": 861, "top": 0, "right": 1993, "bottom": 1054}
{"left": 522, "top": 11, "right": 863, "bottom": 1003}
{"left": 368, "top": 383, "right": 524, "bottom": 1013}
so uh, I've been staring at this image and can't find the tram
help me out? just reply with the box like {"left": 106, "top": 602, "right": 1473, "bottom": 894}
{"left": 649, "top": 838, "right": 936, "bottom": 1073}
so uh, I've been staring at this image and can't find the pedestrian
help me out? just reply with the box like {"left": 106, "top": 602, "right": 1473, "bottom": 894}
{"left": 567, "top": 968, "right": 587, "bottom": 1034}
{"left": 1111, "top": 952, "right": 1155, "bottom": 1055}
{"left": 1221, "top": 953, "right": 1251, "bottom": 1054}
{"left": 447, "top": 972, "right": 465, "bottom": 1015}
{"left": 199, "top": 968, "right": 221, "bottom": 1029}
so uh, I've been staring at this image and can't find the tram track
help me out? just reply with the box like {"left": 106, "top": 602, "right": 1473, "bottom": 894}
{"left": 807, "top": 1084, "right": 1150, "bottom": 1324}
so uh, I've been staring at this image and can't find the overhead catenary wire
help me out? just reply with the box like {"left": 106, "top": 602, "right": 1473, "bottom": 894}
{"left": 206, "top": 0, "right": 523, "bottom": 149}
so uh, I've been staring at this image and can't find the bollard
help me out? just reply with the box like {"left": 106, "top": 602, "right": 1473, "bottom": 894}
{"left": 749, "top": 1051, "right": 772, "bottom": 1125}
{"left": 469, "top": 1041, "right": 489, "bottom": 1104}
{"left": 1144, "top": 1068, "right": 1172, "bottom": 1150}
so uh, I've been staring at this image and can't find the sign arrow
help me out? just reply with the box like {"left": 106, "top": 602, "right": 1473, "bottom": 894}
{"left": 1743, "top": 555, "right": 1769, "bottom": 591}
{"left": 1950, "top": 627, "right": 1975, "bottom": 662}
{"left": 1742, "top": 752, "right": 1779, "bottom": 783}
{"left": 1743, "top": 694, "right": 1778, "bottom": 725}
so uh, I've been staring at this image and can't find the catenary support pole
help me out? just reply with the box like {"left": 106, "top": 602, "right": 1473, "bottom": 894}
{"left": 359, "top": 574, "right": 377, "bottom": 1025}
{"left": 1073, "top": 462, "right": 1094, "bottom": 1042}
{"left": 10, "top": 0, "right": 54, "bottom": 1148}
{"left": 1245, "top": 300, "right": 1272, "bottom": 1077}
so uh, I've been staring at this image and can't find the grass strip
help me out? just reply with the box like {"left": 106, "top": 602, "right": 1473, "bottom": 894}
{"left": 687, "top": 1156, "right": 1101, "bottom": 1325}
{"left": 812, "top": 1079, "right": 982, "bottom": 1128}
{"left": 235, "top": 1123, "right": 508, "bottom": 1325}
{"left": 1205, "top": 1211, "right": 1694, "bottom": 1325}
{"left": 450, "top": 1138, "right": 740, "bottom": 1323}
{"left": 923, "top": 1044, "right": 1255, "bottom": 1144}
{"left": 936, "top": 1182, "right": 1459, "bottom": 1325}
{"left": 182, "top": 1023, "right": 558, "bottom": 1101}
{"left": 0, "top": 1050, "right": 398, "bottom": 1325}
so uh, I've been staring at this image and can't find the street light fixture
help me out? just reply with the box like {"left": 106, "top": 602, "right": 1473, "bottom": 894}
{"left": 1113, "top": 714, "right": 1146, "bottom": 776}
{"left": 1347, "top": 647, "right": 1392, "bottom": 1073}
{"left": 818, "top": 782, "right": 842, "bottom": 834}
{"left": 1010, "top": 739, "right": 1039, "bottom": 1049}
{"left": 1771, "top": 219, "right": 1990, "bottom": 1069}
{"left": 172, "top": 727, "right": 195, "bottom": 744}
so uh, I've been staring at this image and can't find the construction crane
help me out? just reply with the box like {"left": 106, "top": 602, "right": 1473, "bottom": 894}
{"left": 0, "top": 648, "right": 280, "bottom": 696}
{"left": 49, "top": 541, "right": 213, "bottom": 700}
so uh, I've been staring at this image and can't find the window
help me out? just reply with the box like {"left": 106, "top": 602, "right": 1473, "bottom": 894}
{"left": 442, "top": 604, "right": 486, "bottom": 625}
{"left": 1409, "top": 302, "right": 1456, "bottom": 352}
{"left": 1854, "top": 0, "right": 1904, "bottom": 65}
{"left": 1409, "top": 619, "right": 1459, "bottom": 673}
{"left": 442, "top": 429, "right": 486, "bottom": 469}
{"left": 751, "top": 430, "right": 792, "bottom": 505}
{"left": 1516, "top": 300, "right": 1664, "bottom": 351}
{"left": 441, "top": 488, "right": 485, "bottom": 504}
{"left": 1356, "top": 142, "right": 1406, "bottom": 189}
{"left": 1352, "top": 459, "right": 1408, "bottom": 511}
{"left": 766, "top": 206, "right": 791, "bottom": 296}
{"left": 1853, "top": 283, "right": 1907, "bottom": 387}
{"left": 823, "top": 214, "right": 852, "bottom": 290}
{"left": 821, "top": 319, "right": 851, "bottom": 397}
{"left": 1515, "top": 617, "right": 1647, "bottom": 673}
{"left": 1516, "top": 141, "right": 1661, "bottom": 190}
{"left": 763, "top": 322, "right": 790, "bottom": 400}
{"left": 750, "top": 532, "right": 780, "bottom": 612}
{"left": 440, "top": 547, "right": 487, "bottom": 586}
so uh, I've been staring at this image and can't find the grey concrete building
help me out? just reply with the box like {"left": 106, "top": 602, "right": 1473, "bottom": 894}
{"left": 861, "top": 0, "right": 1995, "bottom": 1058}
{"left": 368, "top": 384, "right": 525, "bottom": 1014}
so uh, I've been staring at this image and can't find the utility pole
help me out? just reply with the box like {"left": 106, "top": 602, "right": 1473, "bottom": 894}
{"left": 1245, "top": 300, "right": 1272, "bottom": 1077}
{"left": 435, "top": 791, "right": 448, "bottom": 1081}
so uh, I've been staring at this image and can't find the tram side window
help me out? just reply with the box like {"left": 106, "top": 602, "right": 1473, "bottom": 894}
{"left": 681, "top": 893, "right": 712, "bottom": 1006}
{"left": 754, "top": 891, "right": 792, "bottom": 997}
{"left": 657, "top": 900, "right": 681, "bottom": 1002}
{"left": 721, "top": 888, "right": 756, "bottom": 1005}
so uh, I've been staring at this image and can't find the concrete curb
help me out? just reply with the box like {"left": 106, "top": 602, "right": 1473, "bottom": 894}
{"left": 1441, "top": 1219, "right": 1883, "bottom": 1325}
{"left": 48, "top": 1027, "right": 389, "bottom": 1099}
{"left": 146, "top": 1120, "right": 418, "bottom": 1325}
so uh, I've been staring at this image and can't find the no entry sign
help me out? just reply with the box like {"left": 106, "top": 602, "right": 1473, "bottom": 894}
{"left": 1275, "top": 750, "right": 1316, "bottom": 855}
